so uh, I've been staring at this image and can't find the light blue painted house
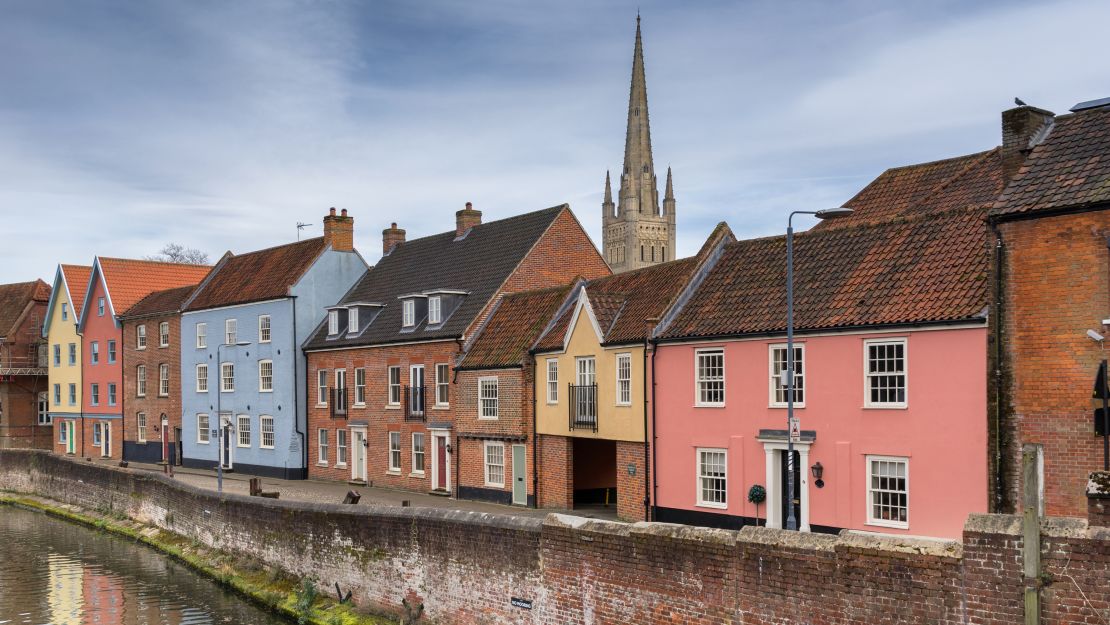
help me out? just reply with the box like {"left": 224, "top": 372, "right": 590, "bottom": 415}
{"left": 179, "top": 209, "right": 368, "bottom": 478}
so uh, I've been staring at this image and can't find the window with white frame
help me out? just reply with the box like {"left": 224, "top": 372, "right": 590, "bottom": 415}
{"left": 697, "top": 448, "right": 727, "bottom": 508}
{"left": 61, "top": 302, "right": 68, "bottom": 321}
{"left": 225, "top": 318, "right": 237, "bottom": 344}
{"left": 484, "top": 441, "right": 505, "bottom": 487}
{"left": 436, "top": 363, "right": 449, "bottom": 406}
{"left": 402, "top": 299, "right": 415, "bottom": 328}
{"left": 412, "top": 432, "right": 425, "bottom": 474}
{"left": 68, "top": 384, "right": 76, "bottom": 405}
{"left": 546, "top": 359, "right": 558, "bottom": 403}
{"left": 137, "top": 325, "right": 147, "bottom": 349}
{"left": 328, "top": 310, "right": 339, "bottom": 335}
{"left": 159, "top": 322, "right": 169, "bottom": 347}
{"left": 196, "top": 323, "right": 206, "bottom": 348}
{"left": 53, "top": 344, "right": 60, "bottom": 367}
{"left": 695, "top": 349, "right": 725, "bottom": 406}
{"left": 347, "top": 308, "right": 358, "bottom": 334}
{"left": 355, "top": 368, "right": 366, "bottom": 405}
{"left": 318, "top": 429, "right": 329, "bottom": 464}
{"left": 867, "top": 456, "right": 909, "bottom": 528}
{"left": 136, "top": 365, "right": 147, "bottom": 397}
{"left": 388, "top": 366, "right": 401, "bottom": 405}
{"left": 90, "top": 383, "right": 99, "bottom": 405}
{"left": 53, "top": 384, "right": 61, "bottom": 406}
{"left": 428, "top": 296, "right": 441, "bottom": 325}
{"left": 388, "top": 432, "right": 401, "bottom": 471}
{"left": 237, "top": 415, "right": 251, "bottom": 447}
{"left": 60, "top": 420, "right": 67, "bottom": 443}
{"left": 317, "top": 369, "right": 328, "bottom": 405}
{"left": 865, "top": 339, "right": 907, "bottom": 408}
{"left": 91, "top": 342, "right": 99, "bottom": 364}
{"left": 158, "top": 363, "right": 169, "bottom": 396}
{"left": 68, "top": 343, "right": 76, "bottom": 365}
{"left": 93, "top": 422, "right": 102, "bottom": 446}
{"left": 107, "top": 340, "right": 116, "bottom": 363}
{"left": 258, "top": 315, "right": 271, "bottom": 343}
{"left": 196, "top": 364, "right": 208, "bottom": 393}
{"left": 221, "top": 362, "right": 234, "bottom": 392}
{"left": 259, "top": 360, "right": 273, "bottom": 392}
{"left": 616, "top": 353, "right": 632, "bottom": 405}
{"left": 108, "top": 383, "right": 116, "bottom": 405}
{"left": 137, "top": 412, "right": 147, "bottom": 443}
{"left": 336, "top": 429, "right": 347, "bottom": 464}
{"left": 770, "top": 344, "right": 805, "bottom": 407}
{"left": 197, "top": 414, "right": 210, "bottom": 443}
{"left": 97, "top": 297, "right": 105, "bottom": 316}
{"left": 260, "top": 415, "right": 274, "bottom": 449}
{"left": 38, "top": 392, "right": 49, "bottom": 425}
{"left": 479, "top": 377, "right": 498, "bottom": 419}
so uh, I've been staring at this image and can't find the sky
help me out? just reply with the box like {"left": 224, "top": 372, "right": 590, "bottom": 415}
{"left": 2, "top": 0, "right": 1109, "bottom": 284}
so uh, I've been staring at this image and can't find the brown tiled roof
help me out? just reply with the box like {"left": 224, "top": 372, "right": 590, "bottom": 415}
{"left": 658, "top": 205, "right": 990, "bottom": 340}
{"left": 0, "top": 280, "right": 50, "bottom": 338}
{"left": 184, "top": 237, "right": 326, "bottom": 312}
{"left": 61, "top": 264, "right": 92, "bottom": 314}
{"left": 993, "top": 106, "right": 1110, "bottom": 216}
{"left": 94, "top": 258, "right": 211, "bottom": 319}
{"left": 820, "top": 148, "right": 1006, "bottom": 229}
{"left": 120, "top": 285, "right": 198, "bottom": 319}
{"left": 304, "top": 206, "right": 567, "bottom": 350}
{"left": 535, "top": 257, "right": 700, "bottom": 351}
{"left": 458, "top": 285, "right": 573, "bottom": 369}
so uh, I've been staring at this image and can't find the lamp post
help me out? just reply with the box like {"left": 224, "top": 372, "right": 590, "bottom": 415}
{"left": 216, "top": 340, "right": 250, "bottom": 494}
{"left": 784, "top": 207, "right": 853, "bottom": 530}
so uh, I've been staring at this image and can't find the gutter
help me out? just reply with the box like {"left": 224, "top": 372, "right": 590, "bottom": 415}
{"left": 653, "top": 316, "right": 988, "bottom": 346}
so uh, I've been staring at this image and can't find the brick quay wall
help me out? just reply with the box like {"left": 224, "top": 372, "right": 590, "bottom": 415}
{"left": 1, "top": 450, "right": 1107, "bottom": 625}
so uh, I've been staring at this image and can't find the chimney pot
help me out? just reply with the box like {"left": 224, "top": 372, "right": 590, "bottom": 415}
{"left": 455, "top": 202, "right": 482, "bottom": 238}
{"left": 341, "top": 208, "right": 348, "bottom": 217}
{"left": 383, "top": 222, "right": 406, "bottom": 256}
{"left": 323, "top": 208, "right": 354, "bottom": 252}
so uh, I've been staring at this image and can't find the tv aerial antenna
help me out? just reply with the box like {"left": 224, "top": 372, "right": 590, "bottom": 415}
{"left": 296, "top": 222, "right": 313, "bottom": 241}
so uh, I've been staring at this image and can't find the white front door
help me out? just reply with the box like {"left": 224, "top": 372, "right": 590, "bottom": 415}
{"left": 762, "top": 440, "right": 811, "bottom": 531}
{"left": 351, "top": 428, "right": 367, "bottom": 482}
{"left": 101, "top": 422, "right": 111, "bottom": 458}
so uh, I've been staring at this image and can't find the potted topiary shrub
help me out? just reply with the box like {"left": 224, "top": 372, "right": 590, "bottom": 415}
{"left": 748, "top": 484, "right": 766, "bottom": 527}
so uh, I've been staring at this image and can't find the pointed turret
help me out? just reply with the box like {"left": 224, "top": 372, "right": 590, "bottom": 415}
{"left": 602, "top": 170, "right": 616, "bottom": 223}
{"left": 663, "top": 166, "right": 675, "bottom": 217}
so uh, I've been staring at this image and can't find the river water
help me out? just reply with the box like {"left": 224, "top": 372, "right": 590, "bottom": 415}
{"left": 0, "top": 506, "right": 288, "bottom": 624}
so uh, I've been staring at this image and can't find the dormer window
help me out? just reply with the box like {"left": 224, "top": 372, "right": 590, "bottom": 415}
{"left": 328, "top": 310, "right": 340, "bottom": 335}
{"left": 428, "top": 296, "right": 441, "bottom": 325}
{"left": 402, "top": 300, "right": 415, "bottom": 328}
{"left": 348, "top": 307, "right": 359, "bottom": 333}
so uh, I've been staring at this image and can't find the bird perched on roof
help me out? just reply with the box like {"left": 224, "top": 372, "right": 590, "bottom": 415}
{"left": 1015, "top": 97, "right": 1028, "bottom": 106}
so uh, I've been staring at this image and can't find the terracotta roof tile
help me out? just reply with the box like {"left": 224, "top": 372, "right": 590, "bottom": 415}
{"left": 820, "top": 148, "right": 1006, "bottom": 229}
{"left": 658, "top": 206, "right": 990, "bottom": 340}
{"left": 0, "top": 280, "right": 50, "bottom": 338}
{"left": 184, "top": 237, "right": 326, "bottom": 312}
{"left": 993, "top": 106, "right": 1110, "bottom": 216}
{"left": 97, "top": 258, "right": 211, "bottom": 316}
{"left": 60, "top": 265, "right": 92, "bottom": 313}
{"left": 120, "top": 285, "right": 198, "bottom": 319}
{"left": 305, "top": 206, "right": 566, "bottom": 350}
{"left": 458, "top": 285, "right": 573, "bottom": 369}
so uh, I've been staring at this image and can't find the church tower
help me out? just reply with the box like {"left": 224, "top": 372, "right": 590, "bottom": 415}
{"left": 602, "top": 15, "right": 676, "bottom": 273}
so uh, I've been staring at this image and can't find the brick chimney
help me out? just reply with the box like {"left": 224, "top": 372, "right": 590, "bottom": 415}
{"left": 382, "top": 222, "right": 406, "bottom": 256}
{"left": 1001, "top": 105, "right": 1055, "bottom": 180}
{"left": 456, "top": 202, "right": 482, "bottom": 238}
{"left": 323, "top": 207, "right": 354, "bottom": 252}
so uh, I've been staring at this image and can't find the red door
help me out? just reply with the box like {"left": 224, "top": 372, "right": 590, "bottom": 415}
{"left": 437, "top": 437, "right": 447, "bottom": 490}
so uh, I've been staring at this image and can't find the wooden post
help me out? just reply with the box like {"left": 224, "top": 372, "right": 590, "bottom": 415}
{"left": 1022, "top": 444, "right": 1041, "bottom": 625}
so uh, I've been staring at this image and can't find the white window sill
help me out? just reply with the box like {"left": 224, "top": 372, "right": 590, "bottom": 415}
{"left": 259, "top": 389, "right": 273, "bottom": 394}
{"left": 485, "top": 482, "right": 505, "bottom": 489}
{"left": 336, "top": 462, "right": 347, "bottom": 468}
{"left": 865, "top": 520, "right": 909, "bottom": 530}
{"left": 260, "top": 446, "right": 275, "bottom": 451}
{"left": 259, "top": 341, "right": 271, "bottom": 345}
{"left": 694, "top": 403, "right": 726, "bottom": 409}
{"left": 616, "top": 402, "right": 632, "bottom": 408}
{"left": 409, "top": 472, "right": 425, "bottom": 478}
{"left": 136, "top": 347, "right": 146, "bottom": 351}
{"left": 316, "top": 462, "right": 329, "bottom": 467}
{"left": 863, "top": 404, "right": 908, "bottom": 410}
{"left": 237, "top": 445, "right": 250, "bottom": 449}
{"left": 386, "top": 469, "right": 401, "bottom": 475}
{"left": 432, "top": 405, "right": 450, "bottom": 410}
{"left": 385, "top": 404, "right": 400, "bottom": 410}
{"left": 479, "top": 416, "right": 499, "bottom": 421}
{"left": 353, "top": 402, "right": 366, "bottom": 408}
{"left": 769, "top": 404, "right": 806, "bottom": 409}
{"left": 197, "top": 441, "right": 210, "bottom": 445}
{"left": 695, "top": 501, "right": 728, "bottom": 510}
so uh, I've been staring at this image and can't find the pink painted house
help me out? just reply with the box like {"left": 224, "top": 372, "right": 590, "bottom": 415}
{"left": 651, "top": 156, "right": 1000, "bottom": 538}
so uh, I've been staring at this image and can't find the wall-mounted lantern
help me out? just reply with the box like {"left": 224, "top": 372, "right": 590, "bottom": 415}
{"left": 811, "top": 461, "right": 824, "bottom": 489}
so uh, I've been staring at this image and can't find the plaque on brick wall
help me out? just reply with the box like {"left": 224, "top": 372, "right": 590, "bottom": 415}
{"left": 511, "top": 597, "right": 533, "bottom": 610}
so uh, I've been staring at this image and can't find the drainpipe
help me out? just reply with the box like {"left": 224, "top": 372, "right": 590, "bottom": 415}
{"left": 650, "top": 337, "right": 659, "bottom": 521}
{"left": 292, "top": 297, "right": 305, "bottom": 479}
{"left": 642, "top": 332, "right": 651, "bottom": 522}
{"left": 989, "top": 220, "right": 1006, "bottom": 513}
{"left": 531, "top": 352, "right": 539, "bottom": 508}
{"left": 119, "top": 320, "right": 126, "bottom": 462}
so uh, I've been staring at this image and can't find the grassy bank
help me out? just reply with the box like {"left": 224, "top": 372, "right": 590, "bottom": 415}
{"left": 0, "top": 494, "right": 392, "bottom": 625}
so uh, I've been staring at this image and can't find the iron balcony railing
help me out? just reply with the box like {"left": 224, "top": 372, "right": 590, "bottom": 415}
{"left": 404, "top": 385, "right": 426, "bottom": 421}
{"left": 568, "top": 384, "right": 598, "bottom": 432}
{"left": 330, "top": 387, "right": 348, "bottom": 418}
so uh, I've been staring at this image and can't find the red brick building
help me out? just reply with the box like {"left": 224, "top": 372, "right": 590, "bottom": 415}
{"left": 990, "top": 99, "right": 1110, "bottom": 516}
{"left": 453, "top": 284, "right": 574, "bottom": 506}
{"left": 118, "top": 285, "right": 198, "bottom": 465}
{"left": 303, "top": 204, "right": 609, "bottom": 494}
{"left": 0, "top": 280, "right": 51, "bottom": 449}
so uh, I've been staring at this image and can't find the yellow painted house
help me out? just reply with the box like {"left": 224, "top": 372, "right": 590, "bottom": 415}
{"left": 44, "top": 264, "right": 91, "bottom": 455}
{"left": 533, "top": 256, "right": 705, "bottom": 521}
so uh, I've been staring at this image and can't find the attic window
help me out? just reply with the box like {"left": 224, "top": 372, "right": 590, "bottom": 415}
{"left": 402, "top": 300, "right": 415, "bottom": 328}
{"left": 348, "top": 307, "right": 359, "bottom": 334}
{"left": 328, "top": 310, "right": 339, "bottom": 335}
{"left": 428, "top": 296, "right": 441, "bottom": 325}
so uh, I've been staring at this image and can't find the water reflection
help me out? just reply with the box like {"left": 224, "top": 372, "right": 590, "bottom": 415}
{"left": 0, "top": 506, "right": 287, "bottom": 624}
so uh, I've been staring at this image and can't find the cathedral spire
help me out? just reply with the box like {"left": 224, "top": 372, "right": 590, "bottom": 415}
{"left": 620, "top": 13, "right": 657, "bottom": 216}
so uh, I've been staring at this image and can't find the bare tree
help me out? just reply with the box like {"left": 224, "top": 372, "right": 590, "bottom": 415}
{"left": 146, "top": 243, "right": 209, "bottom": 265}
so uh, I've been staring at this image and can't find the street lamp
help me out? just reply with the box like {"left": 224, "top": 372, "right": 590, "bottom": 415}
{"left": 784, "top": 207, "right": 853, "bottom": 530}
{"left": 216, "top": 340, "right": 251, "bottom": 494}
